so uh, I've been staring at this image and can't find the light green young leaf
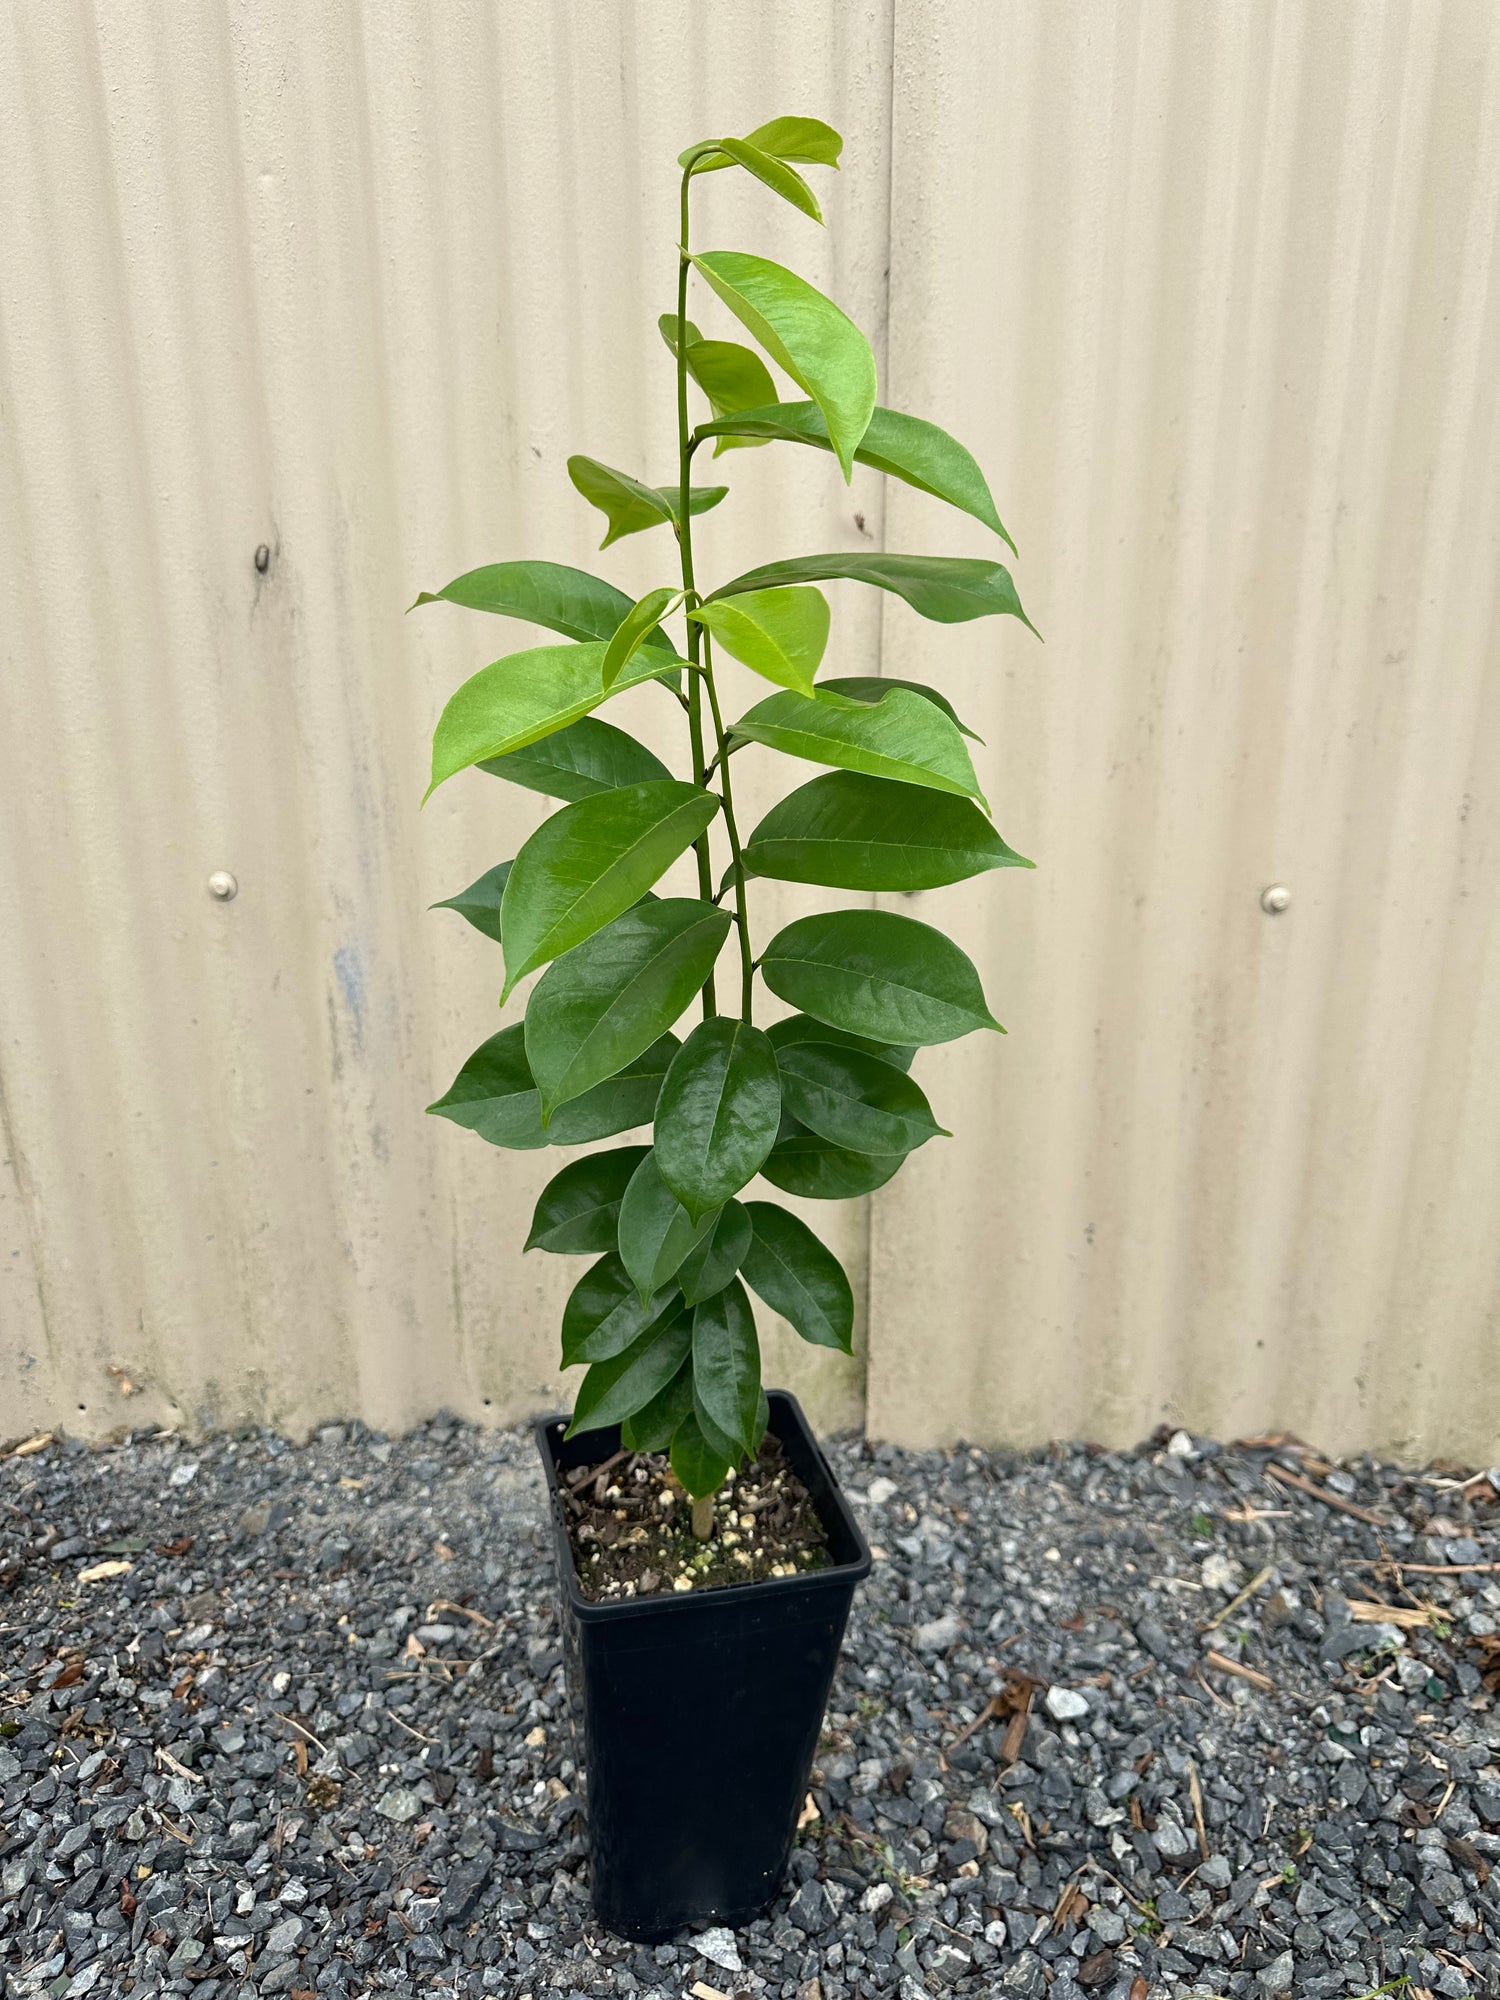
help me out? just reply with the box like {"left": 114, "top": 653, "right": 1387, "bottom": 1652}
{"left": 659, "top": 316, "right": 780, "bottom": 454}
{"left": 740, "top": 1201, "right": 854, "bottom": 1353}
{"left": 427, "top": 640, "right": 683, "bottom": 800}
{"left": 617, "top": 1150, "right": 719, "bottom": 1302}
{"left": 479, "top": 716, "right": 672, "bottom": 800}
{"left": 524, "top": 899, "right": 732, "bottom": 1120}
{"left": 689, "top": 585, "right": 829, "bottom": 696}
{"left": 499, "top": 781, "right": 718, "bottom": 999}
{"left": 567, "top": 1308, "right": 694, "bottom": 1438}
{"left": 745, "top": 772, "right": 1031, "bottom": 891}
{"left": 654, "top": 1018, "right": 783, "bottom": 1221}
{"left": 431, "top": 861, "right": 511, "bottom": 942}
{"left": 602, "top": 587, "right": 687, "bottom": 690}
{"left": 714, "top": 137, "right": 823, "bottom": 222}
{"left": 760, "top": 909, "right": 1003, "bottom": 1045}
{"left": 691, "top": 1277, "right": 762, "bottom": 1456}
{"left": 731, "top": 686, "right": 986, "bottom": 803}
{"left": 691, "top": 403, "right": 1014, "bottom": 550}
{"left": 680, "top": 116, "right": 843, "bottom": 172}
{"left": 567, "top": 454, "right": 728, "bottom": 548}
{"left": 525, "top": 1147, "right": 650, "bottom": 1255}
{"left": 669, "top": 1407, "right": 734, "bottom": 1499}
{"left": 560, "top": 1254, "right": 681, "bottom": 1366}
{"left": 775, "top": 1039, "right": 948, "bottom": 1156}
{"left": 816, "top": 675, "right": 982, "bottom": 740}
{"left": 427, "top": 1026, "right": 678, "bottom": 1151}
{"left": 690, "top": 251, "right": 875, "bottom": 479}
{"left": 713, "top": 551, "right": 1034, "bottom": 629}
{"left": 675, "top": 1200, "right": 753, "bottom": 1306}
{"left": 409, "top": 559, "right": 681, "bottom": 643}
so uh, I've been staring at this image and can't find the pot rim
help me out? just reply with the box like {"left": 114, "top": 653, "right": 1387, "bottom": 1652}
{"left": 535, "top": 1387, "right": 872, "bottom": 1625}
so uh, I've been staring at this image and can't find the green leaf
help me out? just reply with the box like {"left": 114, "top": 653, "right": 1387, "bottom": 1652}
{"left": 560, "top": 1254, "right": 682, "bottom": 1366}
{"left": 689, "top": 586, "right": 829, "bottom": 695}
{"left": 766, "top": 1013, "right": 916, "bottom": 1074}
{"left": 675, "top": 1200, "right": 753, "bottom": 1306}
{"left": 427, "top": 640, "right": 684, "bottom": 800}
{"left": 669, "top": 1407, "right": 734, "bottom": 1499}
{"left": 816, "top": 675, "right": 981, "bottom": 740}
{"left": 499, "top": 782, "right": 719, "bottom": 999}
{"left": 431, "top": 861, "right": 511, "bottom": 942}
{"left": 617, "top": 1150, "right": 719, "bottom": 1303}
{"left": 602, "top": 587, "right": 686, "bottom": 691}
{"left": 567, "top": 455, "right": 727, "bottom": 548}
{"left": 690, "top": 1392, "right": 747, "bottom": 1472}
{"left": 745, "top": 773, "right": 1030, "bottom": 890}
{"left": 660, "top": 317, "right": 780, "bottom": 455}
{"left": 691, "top": 1277, "right": 761, "bottom": 1456}
{"left": 525, "top": 1146, "right": 650, "bottom": 1255}
{"left": 761, "top": 910, "right": 1002, "bottom": 1045}
{"left": 731, "top": 687, "right": 986, "bottom": 803}
{"left": 428, "top": 1027, "right": 678, "bottom": 1150}
{"left": 713, "top": 551, "right": 1034, "bottom": 629}
{"left": 410, "top": 559, "right": 679, "bottom": 646}
{"left": 567, "top": 1307, "right": 693, "bottom": 1439}
{"left": 741, "top": 1201, "right": 854, "bottom": 1353}
{"left": 775, "top": 1040, "right": 947, "bottom": 1155}
{"left": 654, "top": 1018, "right": 783, "bottom": 1221}
{"left": 621, "top": 1360, "right": 695, "bottom": 1451}
{"left": 759, "top": 1125, "right": 904, "bottom": 1199}
{"left": 691, "top": 403, "right": 1014, "bottom": 551}
{"left": 479, "top": 717, "right": 672, "bottom": 801}
{"left": 690, "top": 251, "right": 875, "bottom": 479}
{"left": 713, "top": 136, "right": 823, "bottom": 222}
{"left": 524, "top": 899, "right": 732, "bottom": 1119}
{"left": 681, "top": 116, "right": 843, "bottom": 172}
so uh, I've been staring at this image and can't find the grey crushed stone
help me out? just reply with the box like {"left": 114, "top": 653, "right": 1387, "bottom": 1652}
{"left": 4, "top": 1421, "right": 1500, "bottom": 1997}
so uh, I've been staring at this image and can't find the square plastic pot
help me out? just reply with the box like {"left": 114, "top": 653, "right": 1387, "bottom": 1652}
{"left": 535, "top": 1388, "right": 872, "bottom": 1942}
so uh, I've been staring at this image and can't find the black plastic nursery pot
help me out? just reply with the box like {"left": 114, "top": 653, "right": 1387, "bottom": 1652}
{"left": 535, "top": 1389, "right": 872, "bottom": 1942}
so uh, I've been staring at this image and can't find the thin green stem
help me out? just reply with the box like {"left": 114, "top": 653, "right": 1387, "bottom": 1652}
{"left": 699, "top": 632, "right": 754, "bottom": 1019}
{"left": 676, "top": 167, "right": 716, "bottom": 1016}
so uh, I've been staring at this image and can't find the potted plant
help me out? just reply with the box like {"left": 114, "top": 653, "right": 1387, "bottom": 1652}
{"left": 417, "top": 114, "right": 1034, "bottom": 1942}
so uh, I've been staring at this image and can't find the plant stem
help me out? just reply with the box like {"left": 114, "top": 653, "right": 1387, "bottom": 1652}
{"left": 691, "top": 1494, "right": 715, "bottom": 1541}
{"left": 676, "top": 169, "right": 716, "bottom": 1018}
{"left": 699, "top": 632, "right": 754, "bottom": 1018}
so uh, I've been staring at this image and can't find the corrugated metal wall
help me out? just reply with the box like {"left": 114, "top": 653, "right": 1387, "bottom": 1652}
{"left": 4, "top": 2, "right": 1497, "bottom": 1459}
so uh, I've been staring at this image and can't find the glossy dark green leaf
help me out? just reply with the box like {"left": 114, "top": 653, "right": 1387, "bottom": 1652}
{"left": 745, "top": 773, "right": 1030, "bottom": 891}
{"left": 762, "top": 910, "right": 1001, "bottom": 1046}
{"left": 617, "top": 1150, "right": 719, "bottom": 1303}
{"left": 654, "top": 1018, "right": 783, "bottom": 1221}
{"left": 499, "top": 782, "right": 719, "bottom": 999}
{"left": 691, "top": 403, "right": 1014, "bottom": 551}
{"left": 560, "top": 1254, "right": 681, "bottom": 1366}
{"left": 690, "top": 252, "right": 875, "bottom": 479}
{"left": 660, "top": 316, "right": 780, "bottom": 455}
{"left": 669, "top": 1407, "right": 734, "bottom": 1499}
{"left": 427, "top": 640, "right": 684, "bottom": 799}
{"left": 691, "top": 1391, "right": 746, "bottom": 1469}
{"left": 427, "top": 1026, "right": 678, "bottom": 1150}
{"left": 775, "top": 1040, "right": 947, "bottom": 1155}
{"left": 713, "top": 136, "right": 823, "bottom": 222}
{"left": 620, "top": 1359, "right": 695, "bottom": 1451}
{"left": 431, "top": 861, "right": 511, "bottom": 942}
{"left": 741, "top": 1201, "right": 854, "bottom": 1353}
{"left": 479, "top": 717, "right": 673, "bottom": 800}
{"left": 680, "top": 116, "right": 843, "bottom": 172}
{"left": 759, "top": 1125, "right": 904, "bottom": 1199}
{"left": 567, "top": 1307, "right": 693, "bottom": 1438}
{"left": 731, "top": 687, "right": 986, "bottom": 802}
{"left": 816, "top": 675, "right": 981, "bottom": 740}
{"left": 689, "top": 586, "right": 829, "bottom": 695}
{"left": 675, "top": 1200, "right": 753, "bottom": 1306}
{"left": 410, "top": 558, "right": 678, "bottom": 647}
{"left": 602, "top": 586, "right": 686, "bottom": 690}
{"left": 525, "top": 1146, "right": 650, "bottom": 1255}
{"left": 691, "top": 1277, "right": 761, "bottom": 1456}
{"left": 713, "top": 551, "right": 1034, "bottom": 629}
{"left": 567, "top": 455, "right": 727, "bottom": 548}
{"left": 524, "top": 900, "right": 732, "bottom": 1119}
{"left": 766, "top": 1013, "right": 916, "bottom": 1074}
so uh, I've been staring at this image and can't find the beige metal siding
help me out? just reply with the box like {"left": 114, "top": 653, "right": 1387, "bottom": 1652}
{"left": 2, "top": 3, "right": 1497, "bottom": 1460}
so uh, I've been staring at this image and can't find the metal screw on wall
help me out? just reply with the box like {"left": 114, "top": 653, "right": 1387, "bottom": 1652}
{"left": 1260, "top": 884, "right": 1290, "bottom": 914}
{"left": 254, "top": 544, "right": 271, "bottom": 573}
{"left": 207, "top": 871, "right": 239, "bottom": 902}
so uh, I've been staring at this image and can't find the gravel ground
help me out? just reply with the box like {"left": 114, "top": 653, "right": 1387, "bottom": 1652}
{"left": 5, "top": 1417, "right": 1500, "bottom": 2000}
